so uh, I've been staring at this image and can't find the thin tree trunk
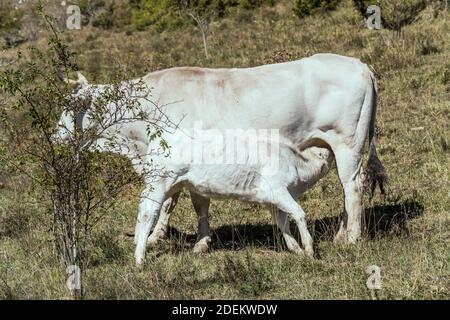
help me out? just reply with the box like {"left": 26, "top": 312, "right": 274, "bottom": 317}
{"left": 202, "top": 31, "right": 208, "bottom": 59}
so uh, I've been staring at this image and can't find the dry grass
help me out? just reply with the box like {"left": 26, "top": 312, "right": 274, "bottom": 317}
{"left": 0, "top": 0, "right": 449, "bottom": 299}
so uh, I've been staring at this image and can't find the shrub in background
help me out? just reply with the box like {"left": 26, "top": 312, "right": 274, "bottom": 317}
{"left": 73, "top": 0, "right": 132, "bottom": 29}
{"left": 0, "top": 0, "right": 24, "bottom": 48}
{"left": 74, "top": 0, "right": 107, "bottom": 25}
{"left": 293, "top": 0, "right": 341, "bottom": 18}
{"left": 0, "top": 1, "right": 22, "bottom": 33}
{"left": 110, "top": 1, "right": 133, "bottom": 28}
{"left": 238, "top": 0, "right": 275, "bottom": 10}
{"left": 130, "top": 0, "right": 275, "bottom": 31}
{"left": 130, "top": 0, "right": 185, "bottom": 31}
{"left": 352, "top": 0, "right": 428, "bottom": 30}
{"left": 92, "top": 3, "right": 115, "bottom": 29}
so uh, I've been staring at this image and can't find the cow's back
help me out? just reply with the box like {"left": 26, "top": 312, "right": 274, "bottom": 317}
{"left": 139, "top": 54, "right": 372, "bottom": 149}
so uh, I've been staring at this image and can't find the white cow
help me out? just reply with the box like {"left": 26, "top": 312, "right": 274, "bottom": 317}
{"left": 57, "top": 53, "right": 387, "bottom": 267}
{"left": 57, "top": 99, "right": 330, "bottom": 255}
{"left": 57, "top": 94, "right": 330, "bottom": 255}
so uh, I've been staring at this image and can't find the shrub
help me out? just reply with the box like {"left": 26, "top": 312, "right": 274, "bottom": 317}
{"left": 111, "top": 2, "right": 133, "bottom": 28}
{"left": 293, "top": 0, "right": 341, "bottom": 18}
{"left": 129, "top": 0, "right": 274, "bottom": 31}
{"left": 0, "top": 0, "right": 26, "bottom": 48}
{"left": 72, "top": 0, "right": 132, "bottom": 29}
{"left": 0, "top": 0, "right": 22, "bottom": 36}
{"left": 130, "top": 0, "right": 184, "bottom": 31}
{"left": 352, "top": 0, "right": 427, "bottom": 30}
{"left": 92, "top": 4, "right": 114, "bottom": 29}
{"left": 74, "top": 0, "right": 106, "bottom": 19}
{"left": 239, "top": 0, "right": 275, "bottom": 10}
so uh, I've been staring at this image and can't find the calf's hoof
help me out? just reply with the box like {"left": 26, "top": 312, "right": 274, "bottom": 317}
{"left": 193, "top": 236, "right": 211, "bottom": 254}
{"left": 293, "top": 248, "right": 305, "bottom": 255}
{"left": 293, "top": 247, "right": 315, "bottom": 258}
{"left": 305, "top": 248, "right": 314, "bottom": 258}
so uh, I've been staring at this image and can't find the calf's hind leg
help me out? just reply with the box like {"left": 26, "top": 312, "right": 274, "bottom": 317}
{"left": 273, "top": 192, "right": 314, "bottom": 257}
{"left": 272, "top": 209, "right": 302, "bottom": 254}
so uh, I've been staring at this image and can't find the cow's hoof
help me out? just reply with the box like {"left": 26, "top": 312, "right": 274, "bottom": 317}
{"left": 193, "top": 236, "right": 211, "bottom": 254}
{"left": 135, "top": 257, "right": 144, "bottom": 270}
{"left": 147, "top": 235, "right": 159, "bottom": 247}
{"left": 347, "top": 235, "right": 360, "bottom": 244}
{"left": 333, "top": 230, "right": 348, "bottom": 245}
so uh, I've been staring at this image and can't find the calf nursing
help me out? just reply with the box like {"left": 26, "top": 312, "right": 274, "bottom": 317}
{"left": 56, "top": 53, "right": 388, "bottom": 268}
{"left": 134, "top": 129, "right": 333, "bottom": 267}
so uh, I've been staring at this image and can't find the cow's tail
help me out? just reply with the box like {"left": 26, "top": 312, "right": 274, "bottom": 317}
{"left": 365, "top": 71, "right": 388, "bottom": 199}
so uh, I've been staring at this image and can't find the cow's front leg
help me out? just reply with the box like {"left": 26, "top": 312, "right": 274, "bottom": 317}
{"left": 135, "top": 184, "right": 166, "bottom": 269}
{"left": 191, "top": 192, "right": 211, "bottom": 254}
{"left": 147, "top": 192, "right": 180, "bottom": 246}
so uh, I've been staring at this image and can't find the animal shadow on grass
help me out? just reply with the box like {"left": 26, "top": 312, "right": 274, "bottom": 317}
{"left": 311, "top": 199, "right": 424, "bottom": 245}
{"left": 165, "top": 199, "right": 424, "bottom": 256}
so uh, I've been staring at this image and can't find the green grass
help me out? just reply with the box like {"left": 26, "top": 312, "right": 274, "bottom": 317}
{"left": 0, "top": 0, "right": 449, "bottom": 299}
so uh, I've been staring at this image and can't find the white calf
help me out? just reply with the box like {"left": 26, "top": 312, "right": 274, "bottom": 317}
{"left": 134, "top": 129, "right": 333, "bottom": 267}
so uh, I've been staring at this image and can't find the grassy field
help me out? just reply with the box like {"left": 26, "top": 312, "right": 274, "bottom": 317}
{"left": 0, "top": 0, "right": 449, "bottom": 299}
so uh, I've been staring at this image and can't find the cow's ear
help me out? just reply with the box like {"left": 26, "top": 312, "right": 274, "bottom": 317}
{"left": 55, "top": 67, "right": 81, "bottom": 90}
{"left": 76, "top": 72, "right": 89, "bottom": 87}
{"left": 67, "top": 78, "right": 80, "bottom": 90}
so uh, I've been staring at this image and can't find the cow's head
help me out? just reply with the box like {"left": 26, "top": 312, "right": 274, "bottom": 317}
{"left": 54, "top": 72, "right": 95, "bottom": 143}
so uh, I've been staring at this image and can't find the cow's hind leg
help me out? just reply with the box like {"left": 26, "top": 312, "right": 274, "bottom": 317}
{"left": 146, "top": 192, "right": 180, "bottom": 246}
{"left": 333, "top": 147, "right": 364, "bottom": 244}
{"left": 191, "top": 192, "right": 211, "bottom": 254}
